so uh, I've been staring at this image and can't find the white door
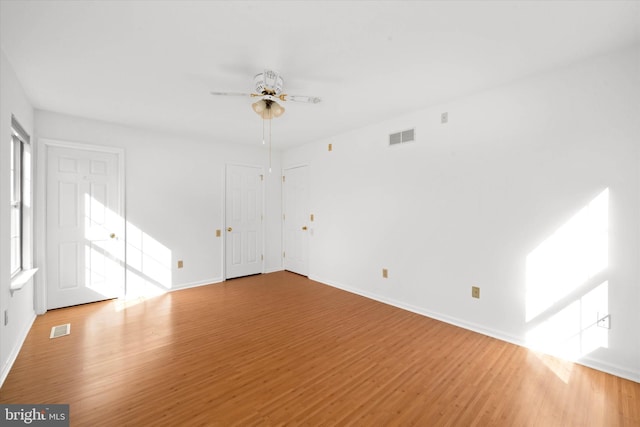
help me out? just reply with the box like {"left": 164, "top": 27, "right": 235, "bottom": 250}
{"left": 46, "top": 145, "right": 125, "bottom": 309}
{"left": 283, "top": 165, "right": 309, "bottom": 276}
{"left": 225, "top": 164, "right": 264, "bottom": 279}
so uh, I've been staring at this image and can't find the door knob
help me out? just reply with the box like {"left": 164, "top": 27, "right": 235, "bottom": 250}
{"left": 110, "top": 233, "right": 116, "bottom": 239}
{"left": 302, "top": 226, "right": 308, "bottom": 231}
{"left": 227, "top": 227, "right": 233, "bottom": 232}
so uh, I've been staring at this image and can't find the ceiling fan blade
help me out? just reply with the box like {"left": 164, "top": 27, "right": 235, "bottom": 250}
{"left": 280, "top": 94, "right": 322, "bottom": 104}
{"left": 210, "top": 91, "right": 261, "bottom": 97}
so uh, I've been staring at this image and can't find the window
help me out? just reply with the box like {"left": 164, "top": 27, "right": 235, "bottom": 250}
{"left": 10, "top": 116, "right": 30, "bottom": 278}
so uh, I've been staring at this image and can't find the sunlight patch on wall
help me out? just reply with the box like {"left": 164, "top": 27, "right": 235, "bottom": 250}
{"left": 526, "top": 281, "right": 609, "bottom": 360}
{"left": 83, "top": 194, "right": 125, "bottom": 296}
{"left": 126, "top": 221, "right": 172, "bottom": 297}
{"left": 84, "top": 193, "right": 125, "bottom": 262}
{"left": 82, "top": 194, "right": 172, "bottom": 303}
{"left": 525, "top": 188, "right": 608, "bottom": 322}
{"left": 85, "top": 245, "right": 122, "bottom": 296}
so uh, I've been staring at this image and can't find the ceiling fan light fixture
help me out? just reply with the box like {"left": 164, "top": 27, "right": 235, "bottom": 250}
{"left": 271, "top": 102, "right": 285, "bottom": 118}
{"left": 252, "top": 99, "right": 267, "bottom": 114}
{"left": 253, "top": 100, "right": 285, "bottom": 119}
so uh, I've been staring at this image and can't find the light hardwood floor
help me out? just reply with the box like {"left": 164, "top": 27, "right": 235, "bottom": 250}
{"left": 1, "top": 271, "right": 638, "bottom": 426}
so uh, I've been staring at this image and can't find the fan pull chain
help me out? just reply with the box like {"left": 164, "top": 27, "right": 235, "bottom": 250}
{"left": 268, "top": 108, "right": 272, "bottom": 173}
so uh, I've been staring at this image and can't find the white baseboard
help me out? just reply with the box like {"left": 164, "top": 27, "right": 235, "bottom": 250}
{"left": 170, "top": 277, "right": 224, "bottom": 291}
{"left": 310, "top": 275, "right": 640, "bottom": 384}
{"left": 577, "top": 355, "right": 640, "bottom": 383}
{"left": 147, "top": 270, "right": 288, "bottom": 294}
{"left": 171, "top": 270, "right": 284, "bottom": 288}
{"left": 264, "top": 267, "right": 285, "bottom": 274}
{"left": 172, "top": 269, "right": 285, "bottom": 289}
{"left": 0, "top": 312, "right": 36, "bottom": 389}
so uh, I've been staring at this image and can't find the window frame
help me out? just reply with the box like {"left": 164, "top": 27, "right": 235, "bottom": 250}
{"left": 10, "top": 116, "right": 30, "bottom": 279}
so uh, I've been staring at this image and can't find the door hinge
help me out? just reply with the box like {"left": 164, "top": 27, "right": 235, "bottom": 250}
{"left": 283, "top": 213, "right": 286, "bottom": 221}
{"left": 283, "top": 251, "right": 286, "bottom": 258}
{"left": 282, "top": 175, "right": 286, "bottom": 183}
{"left": 261, "top": 254, "right": 264, "bottom": 261}
{"left": 260, "top": 174, "right": 264, "bottom": 181}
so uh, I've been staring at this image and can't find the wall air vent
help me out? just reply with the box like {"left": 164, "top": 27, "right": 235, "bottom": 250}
{"left": 389, "top": 128, "right": 415, "bottom": 146}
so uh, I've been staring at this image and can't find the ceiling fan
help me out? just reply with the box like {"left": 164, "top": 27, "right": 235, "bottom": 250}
{"left": 210, "top": 69, "right": 321, "bottom": 119}
{"left": 211, "top": 69, "right": 321, "bottom": 172}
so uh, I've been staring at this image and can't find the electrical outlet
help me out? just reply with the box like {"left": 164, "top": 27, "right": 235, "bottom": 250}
{"left": 472, "top": 286, "right": 480, "bottom": 299}
{"left": 441, "top": 112, "right": 448, "bottom": 124}
{"left": 177, "top": 260, "right": 184, "bottom": 269}
{"left": 597, "top": 313, "right": 611, "bottom": 329}
{"left": 382, "top": 268, "right": 388, "bottom": 279}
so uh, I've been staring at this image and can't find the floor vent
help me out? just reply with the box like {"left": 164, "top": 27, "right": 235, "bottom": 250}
{"left": 389, "top": 128, "right": 415, "bottom": 146}
{"left": 50, "top": 323, "right": 71, "bottom": 339}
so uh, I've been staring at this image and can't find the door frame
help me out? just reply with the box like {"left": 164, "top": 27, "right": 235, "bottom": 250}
{"left": 223, "top": 162, "right": 266, "bottom": 280}
{"left": 36, "top": 138, "right": 125, "bottom": 314}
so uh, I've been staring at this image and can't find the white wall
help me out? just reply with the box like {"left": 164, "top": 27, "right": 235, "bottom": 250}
{"left": 283, "top": 46, "right": 640, "bottom": 381}
{"left": 35, "top": 111, "right": 283, "bottom": 301}
{"left": 0, "top": 50, "right": 36, "bottom": 385}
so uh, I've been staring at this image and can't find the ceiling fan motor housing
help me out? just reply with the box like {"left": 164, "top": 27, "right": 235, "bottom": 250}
{"left": 254, "top": 69, "right": 284, "bottom": 95}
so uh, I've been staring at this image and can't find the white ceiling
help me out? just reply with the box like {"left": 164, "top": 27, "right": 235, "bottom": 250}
{"left": 1, "top": 1, "right": 639, "bottom": 148}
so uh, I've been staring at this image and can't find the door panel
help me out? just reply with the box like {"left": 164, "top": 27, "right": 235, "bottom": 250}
{"left": 58, "top": 242, "right": 78, "bottom": 289}
{"left": 46, "top": 146, "right": 124, "bottom": 309}
{"left": 283, "top": 166, "right": 309, "bottom": 276}
{"left": 225, "top": 165, "right": 263, "bottom": 279}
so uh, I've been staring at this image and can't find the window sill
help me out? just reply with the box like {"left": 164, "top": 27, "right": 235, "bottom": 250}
{"left": 10, "top": 268, "right": 38, "bottom": 296}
